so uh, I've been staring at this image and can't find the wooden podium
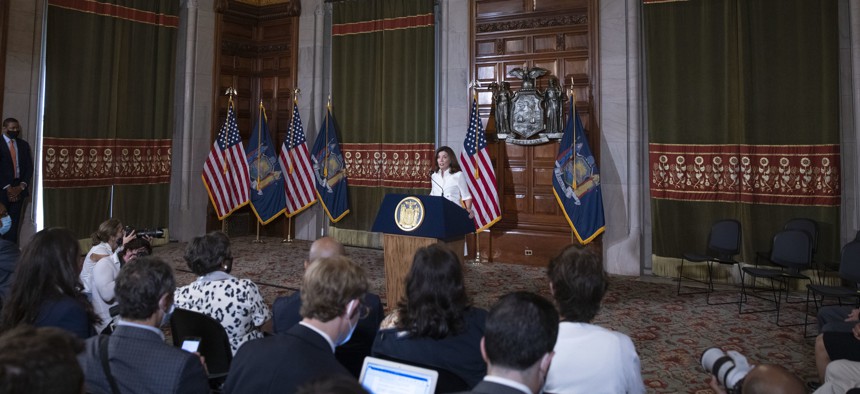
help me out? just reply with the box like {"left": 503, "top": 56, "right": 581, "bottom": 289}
{"left": 371, "top": 194, "right": 475, "bottom": 309}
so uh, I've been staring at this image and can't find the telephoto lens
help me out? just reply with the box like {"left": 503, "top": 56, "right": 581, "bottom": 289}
{"left": 701, "top": 348, "right": 753, "bottom": 393}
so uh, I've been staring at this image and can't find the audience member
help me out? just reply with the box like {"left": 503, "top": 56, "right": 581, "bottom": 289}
{"left": 296, "top": 375, "right": 370, "bottom": 394}
{"left": 174, "top": 231, "right": 270, "bottom": 354}
{"left": 0, "top": 228, "right": 96, "bottom": 338}
{"left": 78, "top": 256, "right": 209, "bottom": 394}
{"left": 463, "top": 291, "right": 558, "bottom": 394}
{"left": 80, "top": 218, "right": 135, "bottom": 295}
{"left": 90, "top": 237, "right": 151, "bottom": 334}
{"left": 224, "top": 255, "right": 369, "bottom": 393}
{"left": 372, "top": 244, "right": 488, "bottom": 388}
{"left": 272, "top": 236, "right": 384, "bottom": 376}
{"left": 0, "top": 228, "right": 19, "bottom": 302}
{"left": 708, "top": 364, "right": 804, "bottom": 394}
{"left": 817, "top": 305, "right": 859, "bottom": 334}
{"left": 543, "top": 244, "right": 645, "bottom": 394}
{"left": 0, "top": 118, "right": 32, "bottom": 245}
{"left": 0, "top": 325, "right": 84, "bottom": 394}
{"left": 813, "top": 360, "right": 860, "bottom": 394}
{"left": 814, "top": 322, "right": 860, "bottom": 385}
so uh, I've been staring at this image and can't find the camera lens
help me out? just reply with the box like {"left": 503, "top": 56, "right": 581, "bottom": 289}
{"left": 701, "top": 348, "right": 736, "bottom": 389}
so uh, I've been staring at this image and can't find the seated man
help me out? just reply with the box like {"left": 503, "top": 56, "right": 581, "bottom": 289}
{"left": 272, "top": 236, "right": 383, "bottom": 377}
{"left": 817, "top": 305, "right": 859, "bottom": 334}
{"left": 543, "top": 245, "right": 645, "bottom": 394}
{"left": 0, "top": 325, "right": 84, "bottom": 394}
{"left": 90, "top": 237, "right": 151, "bottom": 334}
{"left": 466, "top": 291, "right": 558, "bottom": 394}
{"left": 78, "top": 256, "right": 209, "bottom": 394}
{"left": 224, "top": 255, "right": 370, "bottom": 393}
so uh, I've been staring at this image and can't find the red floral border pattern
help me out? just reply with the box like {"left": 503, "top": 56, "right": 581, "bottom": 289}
{"left": 341, "top": 143, "right": 434, "bottom": 189}
{"left": 649, "top": 143, "right": 840, "bottom": 206}
{"left": 43, "top": 137, "right": 172, "bottom": 188}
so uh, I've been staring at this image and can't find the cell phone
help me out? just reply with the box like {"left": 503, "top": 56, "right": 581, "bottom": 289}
{"left": 181, "top": 337, "right": 201, "bottom": 353}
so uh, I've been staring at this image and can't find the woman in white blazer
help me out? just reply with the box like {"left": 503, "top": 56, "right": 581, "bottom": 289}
{"left": 429, "top": 146, "right": 473, "bottom": 218}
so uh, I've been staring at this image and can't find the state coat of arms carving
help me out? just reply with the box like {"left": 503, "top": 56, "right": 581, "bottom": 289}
{"left": 491, "top": 67, "right": 566, "bottom": 146}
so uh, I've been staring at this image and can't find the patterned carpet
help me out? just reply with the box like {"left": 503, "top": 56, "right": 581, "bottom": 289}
{"left": 153, "top": 236, "right": 818, "bottom": 393}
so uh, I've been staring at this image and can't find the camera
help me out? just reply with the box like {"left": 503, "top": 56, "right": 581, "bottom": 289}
{"left": 124, "top": 226, "right": 165, "bottom": 239}
{"left": 701, "top": 348, "right": 753, "bottom": 393}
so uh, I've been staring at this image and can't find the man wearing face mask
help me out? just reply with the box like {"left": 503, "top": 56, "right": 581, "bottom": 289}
{"left": 224, "top": 255, "right": 370, "bottom": 394}
{"left": 78, "top": 256, "right": 209, "bottom": 394}
{"left": 0, "top": 118, "right": 32, "bottom": 244}
{"left": 0, "top": 205, "right": 20, "bottom": 304}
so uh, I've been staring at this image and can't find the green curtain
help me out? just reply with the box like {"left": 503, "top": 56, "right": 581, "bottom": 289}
{"left": 331, "top": 0, "right": 435, "bottom": 246}
{"left": 645, "top": 0, "right": 840, "bottom": 263}
{"left": 44, "top": 0, "right": 177, "bottom": 238}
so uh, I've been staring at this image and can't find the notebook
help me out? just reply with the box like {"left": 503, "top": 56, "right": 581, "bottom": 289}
{"left": 359, "top": 356, "right": 439, "bottom": 394}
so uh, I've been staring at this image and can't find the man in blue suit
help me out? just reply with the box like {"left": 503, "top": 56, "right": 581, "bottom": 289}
{"left": 78, "top": 256, "right": 209, "bottom": 394}
{"left": 225, "top": 255, "right": 370, "bottom": 394}
{"left": 460, "top": 292, "right": 558, "bottom": 394}
{"left": 272, "top": 236, "right": 384, "bottom": 377}
{"left": 0, "top": 118, "right": 32, "bottom": 244}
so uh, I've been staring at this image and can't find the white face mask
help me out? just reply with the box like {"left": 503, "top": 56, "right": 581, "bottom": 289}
{"left": 336, "top": 300, "right": 359, "bottom": 346}
{"left": 0, "top": 215, "right": 11, "bottom": 235}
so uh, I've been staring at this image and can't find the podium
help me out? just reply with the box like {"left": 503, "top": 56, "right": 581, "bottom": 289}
{"left": 372, "top": 194, "right": 475, "bottom": 308}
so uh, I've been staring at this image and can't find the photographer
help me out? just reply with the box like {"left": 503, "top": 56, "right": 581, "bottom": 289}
{"left": 707, "top": 364, "right": 804, "bottom": 394}
{"left": 90, "top": 237, "right": 151, "bottom": 334}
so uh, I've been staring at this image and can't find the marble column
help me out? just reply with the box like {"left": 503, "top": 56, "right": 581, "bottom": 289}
{"left": 168, "top": 0, "right": 217, "bottom": 242}
{"left": 598, "top": 0, "right": 645, "bottom": 275}
{"left": 840, "top": 0, "right": 860, "bottom": 243}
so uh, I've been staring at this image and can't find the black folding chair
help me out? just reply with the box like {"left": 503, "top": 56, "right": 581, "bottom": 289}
{"left": 677, "top": 219, "right": 742, "bottom": 305}
{"left": 804, "top": 239, "right": 860, "bottom": 336}
{"left": 739, "top": 229, "right": 813, "bottom": 326}
{"left": 170, "top": 308, "right": 233, "bottom": 389}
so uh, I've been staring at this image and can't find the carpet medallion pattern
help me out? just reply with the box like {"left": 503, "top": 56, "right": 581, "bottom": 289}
{"left": 154, "top": 236, "right": 817, "bottom": 393}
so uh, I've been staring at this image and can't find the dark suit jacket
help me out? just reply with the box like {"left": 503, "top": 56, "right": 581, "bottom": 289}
{"left": 78, "top": 324, "right": 209, "bottom": 394}
{"left": 224, "top": 323, "right": 351, "bottom": 394}
{"left": 0, "top": 239, "right": 19, "bottom": 299}
{"left": 36, "top": 296, "right": 94, "bottom": 339}
{"left": 457, "top": 380, "right": 531, "bottom": 394}
{"left": 0, "top": 137, "right": 32, "bottom": 243}
{"left": 372, "top": 307, "right": 488, "bottom": 388}
{"left": 0, "top": 137, "right": 32, "bottom": 191}
{"left": 272, "top": 291, "right": 383, "bottom": 377}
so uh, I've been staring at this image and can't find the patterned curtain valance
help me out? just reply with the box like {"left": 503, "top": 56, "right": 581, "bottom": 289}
{"left": 649, "top": 143, "right": 840, "bottom": 207}
{"left": 43, "top": 137, "right": 172, "bottom": 188}
{"left": 342, "top": 143, "right": 433, "bottom": 189}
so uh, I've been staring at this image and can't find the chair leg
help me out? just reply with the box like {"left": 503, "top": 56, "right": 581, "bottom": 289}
{"left": 706, "top": 262, "right": 741, "bottom": 306}
{"left": 739, "top": 272, "right": 779, "bottom": 316}
{"left": 677, "top": 259, "right": 711, "bottom": 297}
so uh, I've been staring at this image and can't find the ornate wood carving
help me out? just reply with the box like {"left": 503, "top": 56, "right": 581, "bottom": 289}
{"left": 472, "top": 0, "right": 601, "bottom": 265}
{"left": 209, "top": 1, "right": 299, "bottom": 235}
{"left": 476, "top": 13, "right": 587, "bottom": 33}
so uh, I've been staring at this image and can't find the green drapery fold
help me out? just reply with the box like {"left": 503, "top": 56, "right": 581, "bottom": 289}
{"left": 645, "top": 0, "right": 840, "bottom": 263}
{"left": 44, "top": 0, "right": 177, "bottom": 238}
{"left": 331, "top": 0, "right": 435, "bottom": 244}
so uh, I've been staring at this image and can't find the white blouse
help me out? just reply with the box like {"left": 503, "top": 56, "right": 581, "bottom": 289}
{"left": 80, "top": 242, "right": 112, "bottom": 294}
{"left": 430, "top": 169, "right": 472, "bottom": 206}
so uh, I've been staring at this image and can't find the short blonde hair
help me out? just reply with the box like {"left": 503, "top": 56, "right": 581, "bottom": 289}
{"left": 300, "top": 256, "right": 369, "bottom": 322}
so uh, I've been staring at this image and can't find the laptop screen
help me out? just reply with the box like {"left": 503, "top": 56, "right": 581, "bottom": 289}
{"left": 359, "top": 357, "right": 438, "bottom": 394}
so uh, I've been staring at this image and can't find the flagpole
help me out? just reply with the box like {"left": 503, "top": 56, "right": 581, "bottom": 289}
{"left": 254, "top": 101, "right": 265, "bottom": 244}
{"left": 569, "top": 79, "right": 576, "bottom": 244}
{"left": 283, "top": 89, "right": 300, "bottom": 244}
{"left": 468, "top": 80, "right": 483, "bottom": 265}
{"left": 222, "top": 87, "right": 237, "bottom": 236}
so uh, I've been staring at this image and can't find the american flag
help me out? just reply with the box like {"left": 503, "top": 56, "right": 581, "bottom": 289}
{"left": 279, "top": 101, "right": 317, "bottom": 216}
{"left": 460, "top": 96, "right": 501, "bottom": 231}
{"left": 202, "top": 100, "right": 250, "bottom": 219}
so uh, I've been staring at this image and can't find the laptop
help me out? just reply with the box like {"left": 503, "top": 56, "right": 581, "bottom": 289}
{"left": 359, "top": 356, "right": 439, "bottom": 394}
